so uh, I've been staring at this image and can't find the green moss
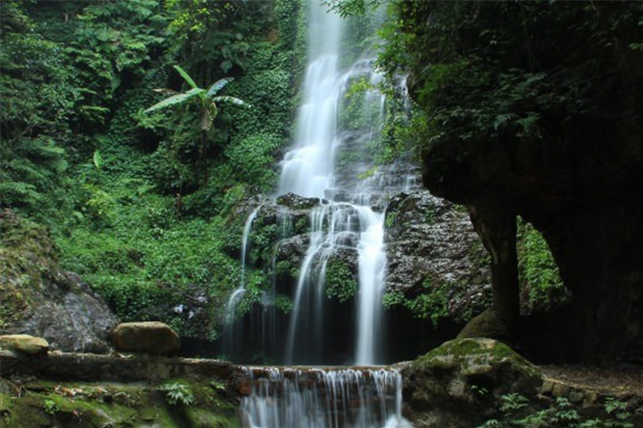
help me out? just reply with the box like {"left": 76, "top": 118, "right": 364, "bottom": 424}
{"left": 0, "top": 378, "right": 240, "bottom": 428}
{"left": 275, "top": 294, "right": 293, "bottom": 314}
{"left": 384, "top": 211, "right": 398, "bottom": 229}
{"left": 0, "top": 211, "right": 59, "bottom": 329}
{"left": 382, "top": 279, "right": 459, "bottom": 326}
{"left": 416, "top": 338, "right": 521, "bottom": 369}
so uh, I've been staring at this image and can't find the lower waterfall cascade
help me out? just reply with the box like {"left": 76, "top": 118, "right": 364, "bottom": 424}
{"left": 240, "top": 367, "right": 412, "bottom": 428}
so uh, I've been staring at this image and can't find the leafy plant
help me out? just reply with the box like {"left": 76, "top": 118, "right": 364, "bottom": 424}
{"left": 159, "top": 381, "right": 194, "bottom": 406}
{"left": 43, "top": 399, "right": 60, "bottom": 416}
{"left": 471, "top": 385, "right": 489, "bottom": 397}
{"left": 145, "top": 65, "right": 249, "bottom": 187}
{"left": 324, "top": 260, "right": 358, "bottom": 303}
{"left": 517, "top": 219, "right": 569, "bottom": 313}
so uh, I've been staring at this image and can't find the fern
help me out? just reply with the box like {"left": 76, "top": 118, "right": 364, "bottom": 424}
{"left": 158, "top": 382, "right": 194, "bottom": 406}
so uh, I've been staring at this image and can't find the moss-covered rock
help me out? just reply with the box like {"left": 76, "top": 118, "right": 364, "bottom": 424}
{"left": 457, "top": 308, "right": 510, "bottom": 341}
{"left": 384, "top": 191, "right": 492, "bottom": 326}
{"left": 0, "top": 334, "right": 49, "bottom": 355}
{"left": 400, "top": 338, "right": 542, "bottom": 427}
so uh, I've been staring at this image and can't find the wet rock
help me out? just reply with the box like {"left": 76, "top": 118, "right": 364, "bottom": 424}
{"left": 0, "top": 334, "right": 49, "bottom": 355}
{"left": 112, "top": 322, "right": 181, "bottom": 355}
{"left": 276, "top": 192, "right": 324, "bottom": 210}
{"left": 384, "top": 190, "right": 491, "bottom": 322}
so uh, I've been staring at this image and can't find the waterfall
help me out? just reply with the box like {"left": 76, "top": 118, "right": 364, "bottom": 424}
{"left": 241, "top": 367, "right": 412, "bottom": 428}
{"left": 222, "top": 206, "right": 261, "bottom": 358}
{"left": 224, "top": 1, "right": 418, "bottom": 425}
{"left": 278, "top": 0, "right": 343, "bottom": 199}
{"left": 355, "top": 207, "right": 386, "bottom": 365}
{"left": 276, "top": 0, "right": 394, "bottom": 365}
{"left": 220, "top": 0, "right": 421, "bottom": 363}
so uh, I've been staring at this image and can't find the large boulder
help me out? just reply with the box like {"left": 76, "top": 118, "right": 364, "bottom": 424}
{"left": 400, "top": 338, "right": 542, "bottom": 427}
{"left": 0, "top": 210, "right": 119, "bottom": 353}
{"left": 112, "top": 322, "right": 181, "bottom": 355}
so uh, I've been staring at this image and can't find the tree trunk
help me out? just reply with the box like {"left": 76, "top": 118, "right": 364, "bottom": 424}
{"left": 200, "top": 130, "right": 208, "bottom": 187}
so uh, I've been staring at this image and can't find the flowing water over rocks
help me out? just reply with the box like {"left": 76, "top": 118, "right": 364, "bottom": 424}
{"left": 239, "top": 366, "right": 412, "bottom": 428}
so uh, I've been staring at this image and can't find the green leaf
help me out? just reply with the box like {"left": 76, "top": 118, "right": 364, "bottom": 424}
{"left": 173, "top": 65, "right": 198, "bottom": 90}
{"left": 212, "top": 95, "right": 250, "bottom": 108}
{"left": 144, "top": 88, "right": 204, "bottom": 113}
{"left": 93, "top": 150, "right": 103, "bottom": 170}
{"left": 206, "top": 77, "right": 234, "bottom": 99}
{"left": 493, "top": 113, "right": 513, "bottom": 130}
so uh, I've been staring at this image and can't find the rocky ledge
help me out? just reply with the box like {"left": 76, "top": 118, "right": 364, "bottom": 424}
{"left": 1, "top": 337, "right": 641, "bottom": 427}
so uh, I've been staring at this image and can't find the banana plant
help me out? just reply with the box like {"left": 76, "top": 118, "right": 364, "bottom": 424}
{"left": 145, "top": 65, "right": 249, "bottom": 186}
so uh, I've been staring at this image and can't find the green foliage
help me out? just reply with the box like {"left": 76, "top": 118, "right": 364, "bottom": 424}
{"left": 384, "top": 211, "right": 398, "bottom": 229}
{"left": 145, "top": 64, "right": 248, "bottom": 188}
{"left": 56, "top": 180, "right": 242, "bottom": 337}
{"left": 158, "top": 382, "right": 194, "bottom": 406}
{"left": 478, "top": 394, "right": 636, "bottom": 428}
{"left": 604, "top": 397, "right": 632, "bottom": 424}
{"left": 517, "top": 218, "right": 569, "bottom": 313}
{"left": 324, "top": 260, "right": 358, "bottom": 303}
{"left": 382, "top": 279, "right": 457, "bottom": 326}
{"left": 324, "top": 0, "right": 381, "bottom": 19}
{"left": 43, "top": 399, "right": 60, "bottom": 416}
{"left": 338, "top": 77, "right": 383, "bottom": 132}
{"left": 499, "top": 394, "right": 529, "bottom": 413}
{"left": 380, "top": 0, "right": 643, "bottom": 181}
{"left": 275, "top": 294, "right": 294, "bottom": 314}
{"left": 224, "top": 134, "right": 281, "bottom": 193}
{"left": 0, "top": 0, "right": 307, "bottom": 346}
{"left": 470, "top": 385, "right": 489, "bottom": 397}
{"left": 165, "top": 0, "right": 266, "bottom": 74}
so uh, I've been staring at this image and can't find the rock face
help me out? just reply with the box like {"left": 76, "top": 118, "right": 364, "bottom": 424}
{"left": 400, "top": 338, "right": 542, "bottom": 427}
{"left": 112, "top": 322, "right": 181, "bottom": 355}
{"left": 384, "top": 190, "right": 491, "bottom": 320}
{"left": 0, "top": 210, "right": 119, "bottom": 353}
{"left": 0, "top": 334, "right": 49, "bottom": 355}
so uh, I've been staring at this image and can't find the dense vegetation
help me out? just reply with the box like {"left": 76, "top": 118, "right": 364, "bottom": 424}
{"left": 0, "top": 0, "right": 306, "bottom": 341}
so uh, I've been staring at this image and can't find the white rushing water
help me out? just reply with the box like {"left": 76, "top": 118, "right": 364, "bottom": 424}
{"left": 277, "top": 0, "right": 388, "bottom": 366}
{"left": 355, "top": 207, "right": 386, "bottom": 365}
{"left": 278, "top": 0, "right": 343, "bottom": 199}
{"left": 241, "top": 367, "right": 412, "bottom": 428}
